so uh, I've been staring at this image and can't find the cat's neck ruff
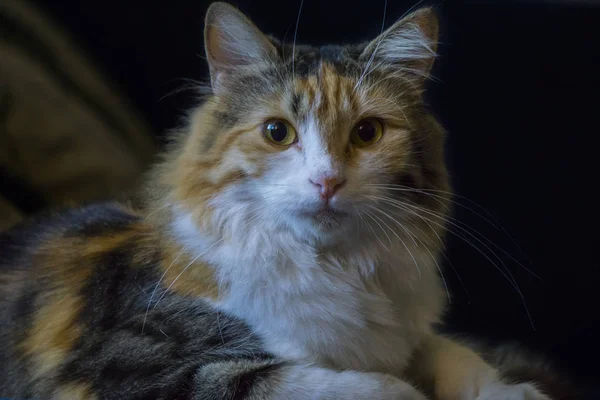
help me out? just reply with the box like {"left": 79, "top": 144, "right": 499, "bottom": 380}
{"left": 171, "top": 205, "right": 446, "bottom": 372}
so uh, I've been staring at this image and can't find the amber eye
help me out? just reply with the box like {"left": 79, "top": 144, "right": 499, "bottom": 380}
{"left": 350, "top": 118, "right": 384, "bottom": 147}
{"left": 262, "top": 119, "right": 297, "bottom": 146}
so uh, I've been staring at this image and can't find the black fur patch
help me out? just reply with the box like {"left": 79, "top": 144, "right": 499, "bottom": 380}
{"left": 61, "top": 204, "right": 140, "bottom": 237}
{"left": 232, "top": 362, "right": 284, "bottom": 400}
{"left": 290, "top": 92, "right": 302, "bottom": 118}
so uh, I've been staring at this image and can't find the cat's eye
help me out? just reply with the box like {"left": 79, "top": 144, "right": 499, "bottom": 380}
{"left": 350, "top": 118, "right": 384, "bottom": 147}
{"left": 262, "top": 119, "right": 297, "bottom": 146}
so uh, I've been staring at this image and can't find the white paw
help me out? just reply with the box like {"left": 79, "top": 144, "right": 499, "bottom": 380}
{"left": 476, "top": 382, "right": 551, "bottom": 400}
{"left": 364, "top": 372, "right": 429, "bottom": 400}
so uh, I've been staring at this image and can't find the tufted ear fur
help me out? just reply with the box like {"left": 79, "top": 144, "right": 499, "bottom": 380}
{"left": 204, "top": 2, "right": 278, "bottom": 92}
{"left": 359, "top": 7, "right": 439, "bottom": 85}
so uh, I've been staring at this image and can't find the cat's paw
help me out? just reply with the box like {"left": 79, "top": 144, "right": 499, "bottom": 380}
{"left": 274, "top": 366, "right": 430, "bottom": 400}
{"left": 476, "top": 382, "right": 551, "bottom": 400}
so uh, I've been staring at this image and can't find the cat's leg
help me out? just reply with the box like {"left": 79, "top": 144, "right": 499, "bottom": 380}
{"left": 408, "top": 334, "right": 551, "bottom": 400}
{"left": 196, "top": 360, "right": 430, "bottom": 400}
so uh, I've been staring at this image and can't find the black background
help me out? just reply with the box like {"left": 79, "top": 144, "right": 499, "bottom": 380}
{"left": 33, "top": 0, "right": 600, "bottom": 386}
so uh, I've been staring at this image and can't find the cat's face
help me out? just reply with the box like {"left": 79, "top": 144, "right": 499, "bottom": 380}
{"left": 168, "top": 3, "right": 449, "bottom": 244}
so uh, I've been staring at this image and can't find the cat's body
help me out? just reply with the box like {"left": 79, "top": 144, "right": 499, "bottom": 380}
{"left": 0, "top": 3, "right": 561, "bottom": 399}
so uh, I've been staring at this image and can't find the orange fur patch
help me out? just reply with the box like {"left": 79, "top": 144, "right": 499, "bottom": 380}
{"left": 20, "top": 225, "right": 143, "bottom": 380}
{"left": 159, "top": 242, "right": 222, "bottom": 300}
{"left": 21, "top": 263, "right": 89, "bottom": 380}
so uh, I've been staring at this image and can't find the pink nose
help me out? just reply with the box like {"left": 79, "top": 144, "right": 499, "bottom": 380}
{"left": 309, "top": 176, "right": 346, "bottom": 200}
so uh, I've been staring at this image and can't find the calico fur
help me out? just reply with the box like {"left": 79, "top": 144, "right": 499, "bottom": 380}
{"left": 0, "top": 204, "right": 282, "bottom": 399}
{"left": 0, "top": 2, "right": 567, "bottom": 399}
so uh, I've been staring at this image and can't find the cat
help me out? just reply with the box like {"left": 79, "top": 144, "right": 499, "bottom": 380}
{"left": 0, "top": 2, "right": 560, "bottom": 399}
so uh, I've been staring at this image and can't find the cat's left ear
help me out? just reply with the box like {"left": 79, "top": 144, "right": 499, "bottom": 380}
{"left": 204, "top": 2, "right": 278, "bottom": 92}
{"left": 360, "top": 7, "right": 439, "bottom": 85}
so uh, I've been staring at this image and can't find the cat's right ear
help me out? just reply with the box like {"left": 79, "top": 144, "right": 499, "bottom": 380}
{"left": 204, "top": 2, "right": 278, "bottom": 92}
{"left": 359, "top": 7, "right": 439, "bottom": 87}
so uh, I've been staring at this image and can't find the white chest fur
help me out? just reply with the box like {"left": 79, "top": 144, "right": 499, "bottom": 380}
{"left": 219, "top": 241, "right": 443, "bottom": 373}
{"left": 173, "top": 211, "right": 446, "bottom": 374}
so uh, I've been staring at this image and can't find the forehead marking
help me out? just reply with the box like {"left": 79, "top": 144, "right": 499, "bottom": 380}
{"left": 292, "top": 62, "right": 355, "bottom": 161}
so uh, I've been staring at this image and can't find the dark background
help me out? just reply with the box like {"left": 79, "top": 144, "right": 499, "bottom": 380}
{"left": 32, "top": 0, "right": 600, "bottom": 386}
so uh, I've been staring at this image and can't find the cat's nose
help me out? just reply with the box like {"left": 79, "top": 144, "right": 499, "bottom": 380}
{"left": 309, "top": 175, "right": 346, "bottom": 200}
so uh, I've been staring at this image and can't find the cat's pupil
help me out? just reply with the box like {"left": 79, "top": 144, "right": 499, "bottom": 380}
{"left": 267, "top": 122, "right": 288, "bottom": 142}
{"left": 357, "top": 121, "right": 376, "bottom": 142}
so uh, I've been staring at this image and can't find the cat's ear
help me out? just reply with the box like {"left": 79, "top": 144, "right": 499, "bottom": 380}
{"left": 204, "top": 2, "right": 278, "bottom": 91}
{"left": 360, "top": 7, "right": 439, "bottom": 85}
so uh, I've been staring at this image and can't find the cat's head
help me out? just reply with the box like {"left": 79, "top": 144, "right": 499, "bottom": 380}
{"left": 162, "top": 2, "right": 449, "bottom": 246}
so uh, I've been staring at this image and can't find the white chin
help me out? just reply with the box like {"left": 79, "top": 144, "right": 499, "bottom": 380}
{"left": 304, "top": 210, "right": 350, "bottom": 235}
{"left": 285, "top": 207, "right": 352, "bottom": 241}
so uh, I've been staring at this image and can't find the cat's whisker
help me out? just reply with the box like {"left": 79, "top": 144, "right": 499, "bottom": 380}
{"left": 389, "top": 201, "right": 518, "bottom": 290}
{"left": 215, "top": 270, "right": 228, "bottom": 344}
{"left": 158, "top": 77, "right": 212, "bottom": 102}
{"left": 360, "top": 210, "right": 389, "bottom": 250}
{"left": 372, "top": 194, "right": 514, "bottom": 275}
{"left": 369, "top": 184, "right": 499, "bottom": 227}
{"left": 354, "top": 0, "right": 389, "bottom": 92}
{"left": 366, "top": 203, "right": 418, "bottom": 247}
{"left": 368, "top": 182, "right": 524, "bottom": 236}
{"left": 374, "top": 204, "right": 450, "bottom": 301}
{"left": 154, "top": 239, "right": 224, "bottom": 309}
{"left": 365, "top": 204, "right": 422, "bottom": 279}
{"left": 357, "top": 59, "right": 388, "bottom": 93}
{"left": 366, "top": 184, "right": 450, "bottom": 211}
{"left": 367, "top": 188, "right": 532, "bottom": 275}
{"left": 142, "top": 245, "right": 188, "bottom": 334}
{"left": 392, "top": 196, "right": 541, "bottom": 281}
{"left": 368, "top": 195, "right": 507, "bottom": 275}
{"left": 416, "top": 187, "right": 533, "bottom": 267}
{"left": 369, "top": 196, "right": 535, "bottom": 329}
{"left": 249, "top": 183, "right": 297, "bottom": 187}
{"left": 395, "top": 213, "right": 468, "bottom": 299}
{"left": 264, "top": 51, "right": 286, "bottom": 86}
{"left": 291, "top": 0, "right": 305, "bottom": 80}
{"left": 365, "top": 194, "right": 444, "bottom": 248}
{"left": 353, "top": 206, "right": 370, "bottom": 236}
{"left": 363, "top": 209, "right": 393, "bottom": 248}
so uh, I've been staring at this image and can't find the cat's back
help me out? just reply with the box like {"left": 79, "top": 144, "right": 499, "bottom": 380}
{"left": 1, "top": 202, "right": 134, "bottom": 292}
{"left": 0, "top": 203, "right": 153, "bottom": 395}
{"left": 0, "top": 203, "right": 145, "bottom": 304}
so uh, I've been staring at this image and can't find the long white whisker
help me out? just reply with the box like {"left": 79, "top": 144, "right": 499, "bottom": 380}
{"left": 141, "top": 246, "right": 188, "bottom": 333}
{"left": 354, "top": 0, "right": 388, "bottom": 92}
{"left": 365, "top": 204, "right": 422, "bottom": 279}
{"left": 367, "top": 184, "right": 537, "bottom": 266}
{"left": 291, "top": 0, "right": 305, "bottom": 78}
{"left": 372, "top": 196, "right": 536, "bottom": 329}
{"left": 399, "top": 197, "right": 542, "bottom": 281}
{"left": 154, "top": 239, "right": 224, "bottom": 308}
{"left": 362, "top": 210, "right": 389, "bottom": 250}
{"left": 369, "top": 189, "right": 541, "bottom": 280}
{"left": 364, "top": 208, "right": 393, "bottom": 246}
{"left": 366, "top": 204, "right": 418, "bottom": 247}
{"left": 366, "top": 194, "right": 445, "bottom": 248}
